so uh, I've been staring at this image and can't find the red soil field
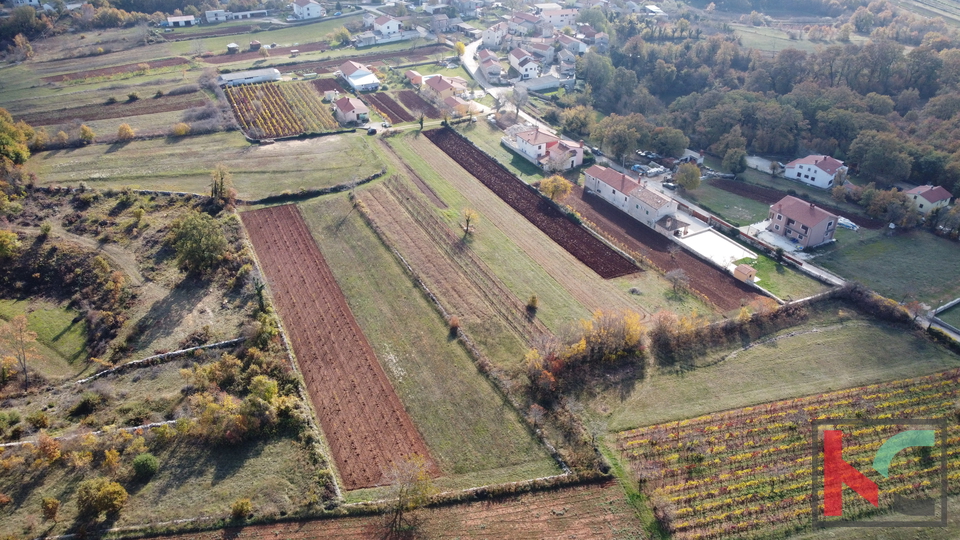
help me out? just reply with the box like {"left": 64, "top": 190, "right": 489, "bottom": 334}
{"left": 398, "top": 90, "right": 441, "bottom": 119}
{"left": 309, "top": 78, "right": 348, "bottom": 93}
{"left": 364, "top": 92, "right": 414, "bottom": 123}
{"left": 148, "top": 480, "right": 640, "bottom": 539}
{"left": 16, "top": 93, "right": 207, "bottom": 126}
{"left": 709, "top": 178, "right": 883, "bottom": 229}
{"left": 241, "top": 205, "right": 436, "bottom": 490}
{"left": 202, "top": 41, "right": 329, "bottom": 64}
{"left": 41, "top": 57, "right": 190, "bottom": 83}
{"left": 564, "top": 186, "right": 764, "bottom": 311}
{"left": 424, "top": 128, "right": 638, "bottom": 279}
{"left": 160, "top": 25, "right": 255, "bottom": 40}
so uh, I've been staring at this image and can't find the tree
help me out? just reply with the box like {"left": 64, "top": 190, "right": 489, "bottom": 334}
{"left": 55, "top": 130, "right": 69, "bottom": 146}
{"left": 506, "top": 88, "right": 528, "bottom": 119}
{"left": 116, "top": 123, "right": 134, "bottom": 141}
{"left": 675, "top": 163, "right": 701, "bottom": 190}
{"left": 722, "top": 148, "right": 748, "bottom": 174}
{"left": 172, "top": 122, "right": 191, "bottom": 137}
{"left": 0, "top": 230, "right": 21, "bottom": 259}
{"left": 332, "top": 26, "right": 351, "bottom": 46}
{"left": 847, "top": 130, "right": 912, "bottom": 186}
{"left": 665, "top": 268, "right": 689, "bottom": 293}
{"left": 453, "top": 41, "right": 465, "bottom": 57}
{"left": 169, "top": 211, "right": 227, "bottom": 273}
{"left": 79, "top": 124, "right": 96, "bottom": 145}
{"left": 259, "top": 47, "right": 269, "bottom": 59}
{"left": 560, "top": 105, "right": 594, "bottom": 137}
{"left": 461, "top": 207, "right": 478, "bottom": 236}
{"left": 416, "top": 111, "right": 425, "bottom": 130}
{"left": 76, "top": 478, "right": 128, "bottom": 518}
{"left": 2, "top": 315, "right": 38, "bottom": 392}
{"left": 540, "top": 174, "right": 573, "bottom": 200}
{"left": 41, "top": 497, "right": 60, "bottom": 521}
{"left": 13, "top": 33, "right": 33, "bottom": 60}
{"left": 652, "top": 127, "right": 689, "bottom": 158}
{"left": 383, "top": 455, "right": 436, "bottom": 534}
{"left": 132, "top": 453, "right": 159, "bottom": 480}
{"left": 210, "top": 163, "right": 233, "bottom": 201}
{"left": 1, "top": 108, "right": 32, "bottom": 165}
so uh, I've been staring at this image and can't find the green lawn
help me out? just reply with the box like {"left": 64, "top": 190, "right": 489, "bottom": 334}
{"left": 167, "top": 14, "right": 364, "bottom": 56}
{"left": 590, "top": 306, "right": 960, "bottom": 431}
{"left": 685, "top": 181, "right": 771, "bottom": 226}
{"left": 735, "top": 254, "right": 831, "bottom": 301}
{"left": 297, "top": 194, "right": 559, "bottom": 491}
{"left": 731, "top": 23, "right": 870, "bottom": 53}
{"left": 0, "top": 299, "right": 89, "bottom": 381}
{"left": 938, "top": 304, "right": 960, "bottom": 328}
{"left": 816, "top": 228, "right": 960, "bottom": 305}
{"left": 25, "top": 131, "right": 387, "bottom": 200}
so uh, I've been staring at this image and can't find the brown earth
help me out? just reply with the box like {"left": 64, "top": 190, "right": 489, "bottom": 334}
{"left": 564, "top": 186, "right": 764, "bottom": 312}
{"left": 41, "top": 57, "right": 190, "bottom": 83}
{"left": 145, "top": 480, "right": 641, "bottom": 539}
{"left": 241, "top": 204, "right": 437, "bottom": 490}
{"left": 363, "top": 92, "right": 414, "bottom": 123}
{"left": 398, "top": 90, "right": 442, "bottom": 119}
{"left": 424, "top": 128, "right": 638, "bottom": 280}
{"left": 202, "top": 41, "right": 329, "bottom": 64}
{"left": 310, "top": 77, "right": 348, "bottom": 93}
{"left": 15, "top": 93, "right": 207, "bottom": 126}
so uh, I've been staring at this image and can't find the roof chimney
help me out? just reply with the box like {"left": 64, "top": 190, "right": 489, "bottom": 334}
{"left": 810, "top": 202, "right": 815, "bottom": 208}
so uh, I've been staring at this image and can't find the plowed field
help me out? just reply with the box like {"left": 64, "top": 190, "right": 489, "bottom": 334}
{"left": 709, "top": 178, "right": 883, "bottom": 229}
{"left": 310, "top": 78, "right": 348, "bottom": 93}
{"left": 41, "top": 57, "right": 190, "bottom": 83}
{"left": 147, "top": 480, "right": 641, "bottom": 539}
{"left": 364, "top": 92, "right": 414, "bottom": 123}
{"left": 16, "top": 93, "right": 207, "bottom": 126}
{"left": 241, "top": 204, "right": 436, "bottom": 490}
{"left": 202, "top": 41, "right": 329, "bottom": 64}
{"left": 424, "top": 128, "right": 637, "bottom": 279}
{"left": 398, "top": 89, "right": 442, "bottom": 118}
{"left": 564, "top": 186, "right": 763, "bottom": 311}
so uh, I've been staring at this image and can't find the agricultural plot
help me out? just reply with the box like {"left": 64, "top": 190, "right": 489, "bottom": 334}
{"left": 15, "top": 92, "right": 207, "bottom": 127}
{"left": 398, "top": 90, "right": 442, "bottom": 119}
{"left": 424, "top": 128, "right": 637, "bottom": 279}
{"left": 40, "top": 57, "right": 191, "bottom": 83}
{"left": 310, "top": 78, "right": 348, "bottom": 93}
{"left": 364, "top": 92, "right": 414, "bottom": 123}
{"left": 618, "top": 369, "right": 960, "bottom": 540}
{"left": 225, "top": 81, "right": 337, "bottom": 139}
{"left": 202, "top": 41, "right": 328, "bottom": 64}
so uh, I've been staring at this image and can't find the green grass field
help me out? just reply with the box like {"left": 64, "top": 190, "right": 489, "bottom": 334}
{"left": 589, "top": 305, "right": 960, "bottom": 431}
{"left": 685, "top": 181, "right": 771, "bottom": 227}
{"left": 167, "top": 14, "right": 364, "bottom": 57}
{"left": 25, "top": 132, "right": 386, "bottom": 200}
{"left": 938, "top": 304, "right": 960, "bottom": 328}
{"left": 731, "top": 23, "right": 870, "bottom": 53}
{"left": 816, "top": 229, "right": 960, "bottom": 305}
{"left": 736, "top": 254, "right": 830, "bottom": 301}
{"left": 297, "top": 194, "right": 559, "bottom": 492}
{"left": 0, "top": 299, "right": 89, "bottom": 381}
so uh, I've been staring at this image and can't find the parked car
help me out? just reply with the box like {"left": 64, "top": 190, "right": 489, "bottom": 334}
{"left": 381, "top": 121, "right": 391, "bottom": 128}
{"left": 334, "top": 11, "right": 341, "bottom": 15}
{"left": 591, "top": 146, "right": 604, "bottom": 156}
{"left": 367, "top": 127, "right": 377, "bottom": 135}
{"left": 662, "top": 182, "right": 678, "bottom": 190}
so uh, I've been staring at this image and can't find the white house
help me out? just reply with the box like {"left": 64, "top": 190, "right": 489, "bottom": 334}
{"left": 478, "top": 49, "right": 502, "bottom": 80}
{"left": 557, "top": 33, "right": 587, "bottom": 54}
{"left": 14, "top": 0, "right": 41, "bottom": 7}
{"left": 513, "top": 126, "right": 584, "bottom": 171}
{"left": 541, "top": 8, "right": 578, "bottom": 28}
{"left": 333, "top": 97, "right": 369, "bottom": 124}
{"left": 292, "top": 0, "right": 325, "bottom": 20}
{"left": 482, "top": 21, "right": 508, "bottom": 48}
{"left": 374, "top": 16, "right": 401, "bottom": 36}
{"left": 783, "top": 155, "right": 847, "bottom": 189}
{"left": 905, "top": 185, "right": 953, "bottom": 214}
{"left": 339, "top": 61, "right": 381, "bottom": 92}
{"left": 508, "top": 11, "right": 540, "bottom": 35}
{"left": 166, "top": 15, "right": 196, "bottom": 27}
{"left": 362, "top": 12, "right": 377, "bottom": 27}
{"left": 205, "top": 9, "right": 229, "bottom": 22}
{"left": 217, "top": 68, "right": 282, "bottom": 86}
{"left": 509, "top": 48, "right": 539, "bottom": 79}
{"left": 584, "top": 165, "right": 677, "bottom": 227}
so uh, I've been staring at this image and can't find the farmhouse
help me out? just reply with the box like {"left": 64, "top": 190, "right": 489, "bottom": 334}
{"left": 783, "top": 155, "right": 847, "bottom": 189}
{"left": 431, "top": 13, "right": 451, "bottom": 33}
{"left": 583, "top": 164, "right": 678, "bottom": 227}
{"left": 339, "top": 61, "right": 381, "bottom": 92}
{"left": 333, "top": 97, "right": 369, "bottom": 124}
{"left": 444, "top": 96, "right": 474, "bottom": 116}
{"left": 374, "top": 16, "right": 402, "bottom": 36}
{"left": 423, "top": 75, "right": 468, "bottom": 101}
{"left": 166, "top": 15, "right": 196, "bottom": 27}
{"left": 509, "top": 48, "right": 539, "bottom": 79}
{"left": 509, "top": 126, "right": 584, "bottom": 171}
{"left": 477, "top": 49, "right": 502, "bottom": 79}
{"left": 217, "top": 68, "right": 282, "bottom": 86}
{"left": 766, "top": 195, "right": 839, "bottom": 248}
{"left": 292, "top": 0, "right": 325, "bottom": 20}
{"left": 541, "top": 8, "right": 579, "bottom": 28}
{"left": 905, "top": 185, "right": 952, "bottom": 214}
{"left": 482, "top": 21, "right": 508, "bottom": 48}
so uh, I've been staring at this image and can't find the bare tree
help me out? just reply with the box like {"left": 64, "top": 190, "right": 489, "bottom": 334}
{"left": 462, "top": 208, "right": 478, "bottom": 236}
{"left": 665, "top": 268, "right": 689, "bottom": 293}
{"left": 2, "top": 315, "right": 38, "bottom": 391}
{"left": 383, "top": 455, "right": 436, "bottom": 535}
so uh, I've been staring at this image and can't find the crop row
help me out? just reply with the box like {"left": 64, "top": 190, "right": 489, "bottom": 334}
{"left": 618, "top": 369, "right": 960, "bottom": 540}
{"left": 278, "top": 82, "right": 339, "bottom": 132}
{"left": 225, "top": 82, "right": 338, "bottom": 139}
{"left": 365, "top": 92, "right": 415, "bottom": 123}
{"left": 398, "top": 90, "right": 441, "bottom": 119}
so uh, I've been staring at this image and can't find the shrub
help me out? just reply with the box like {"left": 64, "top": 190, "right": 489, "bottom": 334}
{"left": 168, "top": 84, "right": 200, "bottom": 96}
{"left": 171, "top": 122, "right": 191, "bottom": 137}
{"left": 106, "top": 96, "right": 118, "bottom": 105}
{"left": 26, "top": 411, "right": 50, "bottom": 430}
{"left": 0, "top": 493, "right": 11, "bottom": 507}
{"left": 76, "top": 477, "right": 128, "bottom": 518}
{"left": 132, "top": 453, "right": 159, "bottom": 480}
{"left": 70, "top": 392, "right": 106, "bottom": 417}
{"left": 79, "top": 125, "right": 96, "bottom": 145}
{"left": 231, "top": 497, "right": 252, "bottom": 520}
{"left": 41, "top": 497, "right": 60, "bottom": 521}
{"left": 154, "top": 90, "right": 164, "bottom": 98}
{"left": 127, "top": 92, "right": 139, "bottom": 102}
{"left": 117, "top": 123, "right": 135, "bottom": 141}
{"left": 39, "top": 222, "right": 52, "bottom": 238}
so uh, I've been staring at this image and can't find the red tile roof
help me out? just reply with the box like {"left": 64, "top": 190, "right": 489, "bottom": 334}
{"left": 339, "top": 61, "right": 367, "bottom": 76}
{"left": 374, "top": 15, "right": 394, "bottom": 25}
{"left": 334, "top": 97, "right": 367, "bottom": 114}
{"left": 586, "top": 165, "right": 638, "bottom": 195}
{"left": 770, "top": 195, "right": 839, "bottom": 229}
{"left": 477, "top": 49, "right": 497, "bottom": 61}
{"left": 517, "top": 127, "right": 559, "bottom": 146}
{"left": 509, "top": 48, "right": 531, "bottom": 60}
{"left": 906, "top": 184, "right": 952, "bottom": 204}
{"left": 786, "top": 155, "right": 845, "bottom": 175}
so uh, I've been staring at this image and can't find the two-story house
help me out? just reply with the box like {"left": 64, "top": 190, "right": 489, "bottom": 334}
{"left": 508, "top": 12, "right": 540, "bottom": 35}
{"left": 339, "top": 61, "right": 381, "bottom": 92}
{"left": 514, "top": 127, "right": 584, "bottom": 171}
{"left": 509, "top": 48, "right": 539, "bottom": 79}
{"left": 766, "top": 195, "right": 839, "bottom": 248}
{"left": 905, "top": 185, "right": 953, "bottom": 214}
{"left": 374, "top": 16, "right": 401, "bottom": 36}
{"left": 477, "top": 49, "right": 502, "bottom": 80}
{"left": 423, "top": 75, "right": 468, "bottom": 101}
{"left": 783, "top": 155, "right": 847, "bottom": 189}
{"left": 557, "top": 33, "right": 587, "bottom": 54}
{"left": 541, "top": 8, "right": 579, "bottom": 28}
{"left": 482, "top": 21, "right": 509, "bottom": 48}
{"left": 333, "top": 97, "right": 369, "bottom": 124}
{"left": 292, "top": 0, "right": 325, "bottom": 20}
{"left": 584, "top": 165, "right": 677, "bottom": 227}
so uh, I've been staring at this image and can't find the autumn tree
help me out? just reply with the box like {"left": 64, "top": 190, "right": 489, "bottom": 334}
{"left": 116, "top": 123, "right": 134, "bottom": 141}
{"left": 454, "top": 41, "right": 465, "bottom": 57}
{"left": 1, "top": 108, "right": 32, "bottom": 165}
{"left": 79, "top": 124, "right": 96, "bottom": 145}
{"left": 169, "top": 211, "right": 227, "bottom": 273}
{"left": 1, "top": 315, "right": 38, "bottom": 391}
{"left": 847, "top": 130, "right": 912, "bottom": 185}
{"left": 76, "top": 478, "right": 128, "bottom": 519}
{"left": 651, "top": 127, "right": 689, "bottom": 158}
{"left": 665, "top": 268, "right": 689, "bottom": 293}
{"left": 675, "top": 162, "right": 701, "bottom": 190}
{"left": 210, "top": 163, "right": 234, "bottom": 201}
{"left": 0, "top": 230, "right": 21, "bottom": 259}
{"left": 461, "top": 207, "right": 478, "bottom": 236}
{"left": 540, "top": 174, "right": 573, "bottom": 200}
{"left": 383, "top": 454, "right": 437, "bottom": 534}
{"left": 331, "top": 26, "right": 351, "bottom": 46}
{"left": 13, "top": 33, "right": 33, "bottom": 60}
{"left": 41, "top": 497, "right": 60, "bottom": 521}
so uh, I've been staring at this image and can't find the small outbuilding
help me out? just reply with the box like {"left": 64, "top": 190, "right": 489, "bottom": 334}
{"left": 217, "top": 68, "right": 282, "bottom": 86}
{"left": 734, "top": 264, "right": 757, "bottom": 283}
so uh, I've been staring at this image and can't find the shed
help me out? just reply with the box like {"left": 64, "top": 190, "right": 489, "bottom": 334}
{"left": 227, "top": 43, "right": 240, "bottom": 54}
{"left": 734, "top": 264, "right": 757, "bottom": 283}
{"left": 249, "top": 40, "right": 261, "bottom": 51}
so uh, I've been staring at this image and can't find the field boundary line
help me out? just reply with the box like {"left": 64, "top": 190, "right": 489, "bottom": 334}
{"left": 71, "top": 338, "right": 245, "bottom": 386}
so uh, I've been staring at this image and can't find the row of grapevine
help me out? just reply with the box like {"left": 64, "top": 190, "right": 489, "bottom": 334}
{"left": 617, "top": 369, "right": 960, "bottom": 540}
{"left": 224, "top": 82, "right": 340, "bottom": 139}
{"left": 278, "top": 82, "right": 339, "bottom": 132}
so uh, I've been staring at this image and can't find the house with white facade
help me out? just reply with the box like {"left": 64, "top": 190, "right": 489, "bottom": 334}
{"left": 766, "top": 196, "right": 839, "bottom": 248}
{"left": 292, "top": 0, "right": 325, "bottom": 20}
{"left": 509, "top": 11, "right": 540, "bottom": 35}
{"left": 528, "top": 42, "right": 554, "bottom": 64}
{"left": 166, "top": 15, "right": 196, "bottom": 26}
{"left": 374, "top": 16, "right": 401, "bottom": 36}
{"left": 906, "top": 185, "right": 953, "bottom": 214}
{"left": 423, "top": 75, "right": 468, "bottom": 101}
{"left": 14, "top": 0, "right": 42, "bottom": 7}
{"left": 508, "top": 126, "right": 584, "bottom": 171}
{"left": 339, "top": 61, "right": 381, "bottom": 92}
{"left": 362, "top": 12, "right": 377, "bottom": 27}
{"left": 509, "top": 48, "right": 539, "bottom": 79}
{"left": 541, "top": 8, "right": 578, "bottom": 28}
{"left": 477, "top": 49, "right": 502, "bottom": 80}
{"left": 783, "top": 155, "right": 847, "bottom": 189}
{"left": 558, "top": 33, "right": 587, "bottom": 54}
{"left": 583, "top": 165, "right": 677, "bottom": 228}
{"left": 333, "top": 97, "right": 369, "bottom": 124}
{"left": 482, "top": 21, "right": 509, "bottom": 48}
{"left": 205, "top": 9, "right": 229, "bottom": 22}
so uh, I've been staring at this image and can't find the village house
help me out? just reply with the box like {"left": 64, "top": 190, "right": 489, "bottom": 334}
{"left": 482, "top": 21, "right": 509, "bottom": 48}
{"left": 905, "top": 185, "right": 953, "bottom": 214}
{"left": 292, "top": 0, "right": 325, "bottom": 19}
{"left": 528, "top": 42, "right": 554, "bottom": 64}
{"left": 477, "top": 49, "right": 502, "bottom": 80}
{"left": 422, "top": 75, "right": 468, "bottom": 101}
{"left": 509, "top": 48, "right": 539, "bottom": 79}
{"left": 333, "top": 97, "right": 369, "bottom": 124}
{"left": 766, "top": 196, "right": 839, "bottom": 248}
{"left": 557, "top": 33, "right": 587, "bottom": 54}
{"left": 362, "top": 12, "right": 377, "bottom": 27}
{"left": 444, "top": 96, "right": 475, "bottom": 116}
{"left": 374, "top": 16, "right": 402, "bottom": 36}
{"left": 205, "top": 9, "right": 229, "bottom": 22}
{"left": 509, "top": 11, "right": 541, "bottom": 35}
{"left": 783, "top": 155, "right": 848, "bottom": 189}
{"left": 510, "top": 126, "right": 584, "bottom": 171}
{"left": 583, "top": 165, "right": 678, "bottom": 227}
{"left": 405, "top": 69, "right": 424, "bottom": 86}
{"left": 339, "top": 61, "right": 380, "bottom": 92}
{"left": 593, "top": 32, "right": 609, "bottom": 52}
{"left": 541, "top": 8, "right": 578, "bottom": 28}
{"left": 432, "top": 13, "right": 452, "bottom": 33}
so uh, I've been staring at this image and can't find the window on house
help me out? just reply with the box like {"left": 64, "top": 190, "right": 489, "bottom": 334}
{"left": 804, "top": 174, "right": 810, "bottom": 179}
{"left": 798, "top": 234, "right": 804, "bottom": 240}
{"left": 777, "top": 214, "right": 782, "bottom": 221}
{"left": 920, "top": 204, "right": 924, "bottom": 209}
{"left": 775, "top": 224, "right": 780, "bottom": 231}
{"left": 827, "top": 221, "right": 833, "bottom": 228}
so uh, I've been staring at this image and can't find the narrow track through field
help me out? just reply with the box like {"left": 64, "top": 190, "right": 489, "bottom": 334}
{"left": 241, "top": 204, "right": 436, "bottom": 490}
